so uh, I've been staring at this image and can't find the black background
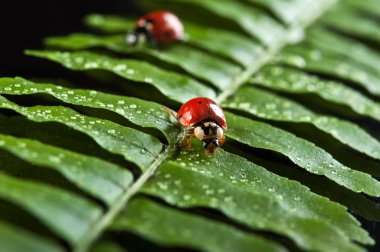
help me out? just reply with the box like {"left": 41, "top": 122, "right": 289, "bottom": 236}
{"left": 0, "top": 0, "right": 139, "bottom": 77}
{"left": 0, "top": 1, "right": 379, "bottom": 251}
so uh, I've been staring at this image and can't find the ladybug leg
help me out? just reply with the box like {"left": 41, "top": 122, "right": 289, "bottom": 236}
{"left": 184, "top": 128, "right": 194, "bottom": 150}
{"left": 182, "top": 129, "right": 188, "bottom": 147}
{"left": 161, "top": 107, "right": 177, "bottom": 120}
{"left": 182, "top": 132, "right": 187, "bottom": 147}
{"left": 144, "top": 20, "right": 160, "bottom": 50}
{"left": 218, "top": 134, "right": 225, "bottom": 146}
{"left": 146, "top": 32, "right": 159, "bottom": 49}
{"left": 140, "top": 21, "right": 160, "bottom": 49}
{"left": 187, "top": 134, "right": 194, "bottom": 150}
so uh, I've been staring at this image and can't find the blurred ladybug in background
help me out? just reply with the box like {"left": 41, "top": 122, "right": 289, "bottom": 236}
{"left": 126, "top": 10, "right": 184, "bottom": 46}
{"left": 168, "top": 97, "right": 227, "bottom": 155}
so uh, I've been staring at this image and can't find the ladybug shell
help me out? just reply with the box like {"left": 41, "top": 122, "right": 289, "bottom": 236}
{"left": 137, "top": 11, "right": 184, "bottom": 43}
{"left": 177, "top": 97, "right": 227, "bottom": 130}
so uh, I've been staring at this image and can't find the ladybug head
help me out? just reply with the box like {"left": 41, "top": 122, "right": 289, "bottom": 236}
{"left": 125, "top": 19, "right": 154, "bottom": 45}
{"left": 194, "top": 121, "right": 224, "bottom": 155}
{"left": 202, "top": 138, "right": 220, "bottom": 155}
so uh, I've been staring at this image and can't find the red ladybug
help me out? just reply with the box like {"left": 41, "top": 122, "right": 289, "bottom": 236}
{"left": 126, "top": 10, "right": 184, "bottom": 45}
{"left": 176, "top": 97, "right": 227, "bottom": 155}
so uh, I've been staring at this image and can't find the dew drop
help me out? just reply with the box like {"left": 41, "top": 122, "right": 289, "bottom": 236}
{"left": 288, "top": 55, "right": 306, "bottom": 67}
{"left": 84, "top": 62, "right": 99, "bottom": 68}
{"left": 218, "top": 188, "right": 226, "bottom": 194}
{"left": 205, "top": 189, "right": 214, "bottom": 195}
{"left": 107, "top": 129, "right": 116, "bottom": 134}
{"left": 202, "top": 184, "right": 209, "bottom": 189}
{"left": 114, "top": 64, "right": 127, "bottom": 71}
{"left": 48, "top": 156, "right": 61, "bottom": 163}
{"left": 224, "top": 196, "right": 233, "bottom": 202}
{"left": 157, "top": 182, "right": 168, "bottom": 190}
{"left": 116, "top": 108, "right": 125, "bottom": 115}
{"left": 127, "top": 69, "right": 135, "bottom": 75}
{"left": 183, "top": 195, "right": 191, "bottom": 200}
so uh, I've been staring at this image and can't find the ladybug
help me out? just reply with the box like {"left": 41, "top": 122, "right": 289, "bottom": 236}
{"left": 126, "top": 10, "right": 184, "bottom": 46}
{"left": 175, "top": 97, "right": 227, "bottom": 155}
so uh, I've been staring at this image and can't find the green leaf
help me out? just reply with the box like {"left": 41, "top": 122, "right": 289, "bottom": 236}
{"left": 112, "top": 197, "right": 287, "bottom": 252}
{"left": 25, "top": 50, "right": 216, "bottom": 103}
{"left": 223, "top": 86, "right": 380, "bottom": 160}
{"left": 184, "top": 23, "right": 262, "bottom": 68}
{"left": 91, "top": 242, "right": 125, "bottom": 252}
{"left": 0, "top": 95, "right": 163, "bottom": 171}
{"left": 140, "top": 0, "right": 285, "bottom": 46}
{"left": 345, "top": 0, "right": 380, "bottom": 16}
{"left": 244, "top": 0, "right": 318, "bottom": 25}
{"left": 305, "top": 27, "right": 380, "bottom": 73}
{"left": 0, "top": 171, "right": 102, "bottom": 245}
{"left": 252, "top": 65, "right": 380, "bottom": 122}
{"left": 278, "top": 45, "right": 380, "bottom": 96}
{"left": 0, "top": 77, "right": 180, "bottom": 144}
{"left": 83, "top": 14, "right": 262, "bottom": 68}
{"left": 46, "top": 34, "right": 243, "bottom": 90}
{"left": 0, "top": 220, "right": 63, "bottom": 252}
{"left": 322, "top": 5, "right": 380, "bottom": 46}
{"left": 0, "top": 134, "right": 133, "bottom": 206}
{"left": 84, "top": 14, "right": 135, "bottom": 33}
{"left": 225, "top": 112, "right": 380, "bottom": 196}
{"left": 142, "top": 149, "right": 369, "bottom": 251}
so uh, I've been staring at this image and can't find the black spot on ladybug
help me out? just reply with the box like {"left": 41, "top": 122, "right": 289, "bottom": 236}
{"left": 198, "top": 101, "right": 202, "bottom": 104}
{"left": 165, "top": 29, "right": 174, "bottom": 37}
{"left": 179, "top": 114, "right": 183, "bottom": 119}
{"left": 146, "top": 18, "right": 155, "bottom": 24}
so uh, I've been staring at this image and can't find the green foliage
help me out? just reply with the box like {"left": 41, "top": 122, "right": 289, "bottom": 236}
{"left": 112, "top": 198, "right": 287, "bottom": 252}
{"left": 1, "top": 0, "right": 380, "bottom": 252}
{"left": 26, "top": 50, "right": 216, "bottom": 103}
{"left": 223, "top": 87, "right": 380, "bottom": 161}
{"left": 0, "top": 171, "right": 102, "bottom": 244}
{"left": 142, "top": 149, "right": 370, "bottom": 251}
{"left": 0, "top": 134, "right": 133, "bottom": 205}
{"left": 225, "top": 112, "right": 380, "bottom": 196}
{"left": 0, "top": 220, "right": 63, "bottom": 252}
{"left": 252, "top": 65, "right": 380, "bottom": 122}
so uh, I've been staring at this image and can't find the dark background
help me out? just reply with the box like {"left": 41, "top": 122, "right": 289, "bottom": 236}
{"left": 0, "top": 0, "right": 139, "bottom": 77}
{"left": 0, "top": 1, "right": 379, "bottom": 251}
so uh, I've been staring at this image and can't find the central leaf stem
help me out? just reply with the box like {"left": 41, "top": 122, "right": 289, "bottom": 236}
{"left": 74, "top": 0, "right": 337, "bottom": 251}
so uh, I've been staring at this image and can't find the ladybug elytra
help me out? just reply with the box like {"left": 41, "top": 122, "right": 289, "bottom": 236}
{"left": 126, "top": 10, "right": 184, "bottom": 46}
{"left": 176, "top": 97, "right": 227, "bottom": 155}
